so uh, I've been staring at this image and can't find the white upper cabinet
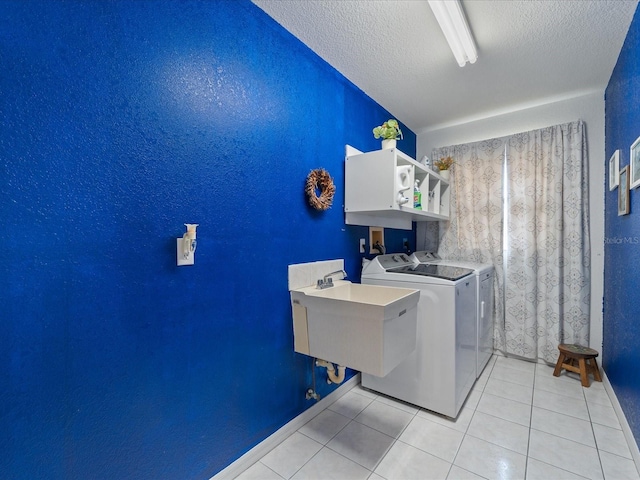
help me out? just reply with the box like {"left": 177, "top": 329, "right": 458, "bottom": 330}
{"left": 344, "top": 145, "right": 450, "bottom": 230}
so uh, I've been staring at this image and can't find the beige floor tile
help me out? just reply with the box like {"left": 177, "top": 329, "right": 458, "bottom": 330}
{"left": 476, "top": 392, "right": 532, "bottom": 427}
{"left": 528, "top": 429, "right": 603, "bottom": 480}
{"left": 453, "top": 435, "right": 526, "bottom": 480}
{"left": 290, "top": 447, "right": 370, "bottom": 480}
{"left": 467, "top": 411, "right": 530, "bottom": 454}
{"left": 399, "top": 416, "right": 464, "bottom": 463}
{"left": 327, "top": 421, "right": 394, "bottom": 471}
{"left": 374, "top": 441, "right": 451, "bottom": 480}
{"left": 530, "top": 406, "right": 595, "bottom": 447}
{"left": 354, "top": 400, "right": 414, "bottom": 438}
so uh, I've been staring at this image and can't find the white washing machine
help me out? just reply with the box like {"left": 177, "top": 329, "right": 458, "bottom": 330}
{"left": 412, "top": 251, "right": 495, "bottom": 378}
{"left": 361, "top": 253, "right": 477, "bottom": 418}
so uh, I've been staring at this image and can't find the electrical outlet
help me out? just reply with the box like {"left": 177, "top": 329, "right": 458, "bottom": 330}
{"left": 359, "top": 238, "right": 366, "bottom": 253}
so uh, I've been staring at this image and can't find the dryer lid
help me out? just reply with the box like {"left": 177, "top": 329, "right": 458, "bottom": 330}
{"left": 386, "top": 264, "right": 473, "bottom": 281}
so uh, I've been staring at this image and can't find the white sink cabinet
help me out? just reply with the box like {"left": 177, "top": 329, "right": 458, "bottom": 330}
{"left": 344, "top": 145, "right": 450, "bottom": 230}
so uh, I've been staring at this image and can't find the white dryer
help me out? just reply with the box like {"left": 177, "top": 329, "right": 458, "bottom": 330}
{"left": 412, "top": 251, "right": 495, "bottom": 378}
{"left": 361, "top": 253, "right": 477, "bottom": 418}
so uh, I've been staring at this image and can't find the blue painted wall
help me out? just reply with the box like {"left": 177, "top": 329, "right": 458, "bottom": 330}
{"left": 604, "top": 3, "right": 640, "bottom": 448}
{"left": 0, "top": 1, "right": 416, "bottom": 478}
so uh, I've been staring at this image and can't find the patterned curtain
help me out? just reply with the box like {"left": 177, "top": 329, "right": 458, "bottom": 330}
{"left": 505, "top": 121, "right": 590, "bottom": 362}
{"left": 431, "top": 120, "right": 590, "bottom": 363}
{"left": 432, "top": 139, "right": 507, "bottom": 355}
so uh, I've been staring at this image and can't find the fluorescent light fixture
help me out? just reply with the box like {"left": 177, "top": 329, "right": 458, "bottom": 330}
{"left": 428, "top": 0, "right": 477, "bottom": 67}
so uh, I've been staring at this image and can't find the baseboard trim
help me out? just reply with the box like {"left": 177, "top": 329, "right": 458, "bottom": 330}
{"left": 602, "top": 370, "right": 640, "bottom": 475}
{"left": 211, "top": 374, "right": 361, "bottom": 479}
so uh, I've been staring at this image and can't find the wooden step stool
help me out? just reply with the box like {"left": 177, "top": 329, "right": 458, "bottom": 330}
{"left": 553, "top": 344, "right": 602, "bottom": 387}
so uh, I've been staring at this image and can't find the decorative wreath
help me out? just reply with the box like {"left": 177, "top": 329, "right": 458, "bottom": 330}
{"left": 305, "top": 168, "right": 336, "bottom": 211}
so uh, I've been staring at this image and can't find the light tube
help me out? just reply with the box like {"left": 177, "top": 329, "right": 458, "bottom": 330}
{"left": 428, "top": 0, "right": 478, "bottom": 67}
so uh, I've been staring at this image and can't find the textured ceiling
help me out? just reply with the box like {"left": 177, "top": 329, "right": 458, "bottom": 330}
{"left": 252, "top": 0, "right": 639, "bottom": 133}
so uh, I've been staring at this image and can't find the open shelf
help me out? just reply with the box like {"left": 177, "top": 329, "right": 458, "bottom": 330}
{"left": 344, "top": 145, "right": 449, "bottom": 230}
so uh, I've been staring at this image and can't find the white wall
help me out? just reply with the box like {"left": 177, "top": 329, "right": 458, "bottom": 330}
{"left": 417, "top": 91, "right": 605, "bottom": 353}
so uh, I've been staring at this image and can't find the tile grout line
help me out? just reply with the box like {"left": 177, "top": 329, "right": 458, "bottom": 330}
{"left": 290, "top": 389, "right": 377, "bottom": 480}
{"left": 523, "top": 360, "right": 536, "bottom": 480}
{"left": 526, "top": 364, "right": 603, "bottom": 479}
{"left": 534, "top": 361, "right": 611, "bottom": 479}
{"left": 296, "top": 416, "right": 373, "bottom": 479}
{"left": 327, "top": 393, "right": 380, "bottom": 476}
{"left": 325, "top": 388, "right": 425, "bottom": 479}
{"left": 584, "top": 384, "right": 608, "bottom": 479}
{"left": 447, "top": 355, "right": 495, "bottom": 476}
{"left": 367, "top": 401, "right": 422, "bottom": 480}
{"left": 257, "top": 461, "right": 285, "bottom": 480}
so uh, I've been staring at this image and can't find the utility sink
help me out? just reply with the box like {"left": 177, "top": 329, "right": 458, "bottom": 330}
{"left": 290, "top": 281, "right": 419, "bottom": 376}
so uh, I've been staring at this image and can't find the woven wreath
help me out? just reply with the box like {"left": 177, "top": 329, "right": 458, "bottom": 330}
{"left": 305, "top": 168, "right": 335, "bottom": 211}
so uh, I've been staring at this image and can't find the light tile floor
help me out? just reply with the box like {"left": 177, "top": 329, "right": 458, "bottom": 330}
{"left": 235, "top": 355, "right": 640, "bottom": 480}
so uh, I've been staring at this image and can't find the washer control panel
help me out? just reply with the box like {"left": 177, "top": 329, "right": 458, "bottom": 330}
{"left": 376, "top": 253, "right": 413, "bottom": 269}
{"left": 413, "top": 251, "right": 441, "bottom": 262}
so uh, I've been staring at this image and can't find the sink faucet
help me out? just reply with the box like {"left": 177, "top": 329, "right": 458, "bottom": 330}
{"left": 317, "top": 269, "right": 347, "bottom": 289}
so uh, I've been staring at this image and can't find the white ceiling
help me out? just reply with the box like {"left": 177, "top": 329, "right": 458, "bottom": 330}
{"left": 252, "top": 0, "right": 638, "bottom": 134}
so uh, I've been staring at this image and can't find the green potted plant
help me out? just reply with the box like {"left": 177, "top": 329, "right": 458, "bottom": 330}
{"left": 373, "top": 119, "right": 403, "bottom": 150}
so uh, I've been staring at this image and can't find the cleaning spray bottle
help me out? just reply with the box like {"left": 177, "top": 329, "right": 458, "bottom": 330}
{"left": 413, "top": 180, "right": 422, "bottom": 210}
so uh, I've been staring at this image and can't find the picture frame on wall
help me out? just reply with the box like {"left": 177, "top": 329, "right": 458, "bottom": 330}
{"left": 619, "top": 165, "right": 630, "bottom": 216}
{"left": 609, "top": 150, "right": 620, "bottom": 190}
{"left": 631, "top": 136, "right": 640, "bottom": 189}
